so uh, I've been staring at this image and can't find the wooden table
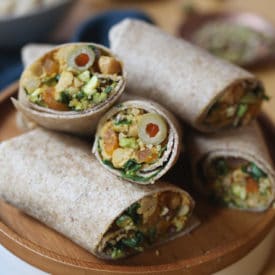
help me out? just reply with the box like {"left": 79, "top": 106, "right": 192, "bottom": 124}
{"left": 57, "top": 1, "right": 275, "bottom": 273}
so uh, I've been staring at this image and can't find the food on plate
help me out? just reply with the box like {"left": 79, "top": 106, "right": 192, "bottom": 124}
{"left": 189, "top": 122, "right": 275, "bottom": 211}
{"left": 13, "top": 43, "right": 125, "bottom": 136}
{"left": 109, "top": 19, "right": 269, "bottom": 132}
{"left": 192, "top": 21, "right": 275, "bottom": 66}
{"left": 0, "top": 129, "right": 196, "bottom": 259}
{"left": 93, "top": 99, "right": 181, "bottom": 184}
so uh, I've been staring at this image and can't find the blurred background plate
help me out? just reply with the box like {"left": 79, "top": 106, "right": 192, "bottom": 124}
{"left": 0, "top": 0, "right": 74, "bottom": 47}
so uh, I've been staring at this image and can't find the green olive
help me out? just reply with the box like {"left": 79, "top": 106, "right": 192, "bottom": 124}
{"left": 68, "top": 46, "right": 95, "bottom": 72}
{"left": 138, "top": 113, "right": 168, "bottom": 145}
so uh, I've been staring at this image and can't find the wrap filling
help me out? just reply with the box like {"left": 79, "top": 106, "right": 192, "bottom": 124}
{"left": 97, "top": 191, "right": 192, "bottom": 259}
{"left": 97, "top": 107, "right": 172, "bottom": 183}
{"left": 203, "top": 81, "right": 268, "bottom": 129}
{"left": 22, "top": 44, "right": 123, "bottom": 111}
{"left": 200, "top": 157, "right": 272, "bottom": 209}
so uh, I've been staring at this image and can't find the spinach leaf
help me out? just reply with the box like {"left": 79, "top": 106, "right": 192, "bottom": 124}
{"left": 243, "top": 162, "right": 267, "bottom": 181}
{"left": 126, "top": 202, "right": 141, "bottom": 224}
{"left": 103, "top": 86, "right": 113, "bottom": 94}
{"left": 215, "top": 159, "right": 228, "bottom": 176}
{"left": 121, "top": 231, "right": 145, "bottom": 249}
{"left": 114, "top": 119, "right": 132, "bottom": 126}
{"left": 75, "top": 91, "right": 85, "bottom": 100}
{"left": 236, "top": 104, "right": 248, "bottom": 118}
{"left": 123, "top": 159, "right": 142, "bottom": 176}
{"left": 59, "top": 91, "right": 71, "bottom": 104}
{"left": 115, "top": 215, "right": 133, "bottom": 228}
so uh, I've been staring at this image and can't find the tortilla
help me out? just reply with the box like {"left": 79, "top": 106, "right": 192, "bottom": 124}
{"left": 0, "top": 129, "right": 196, "bottom": 259}
{"left": 109, "top": 19, "right": 266, "bottom": 132}
{"left": 188, "top": 122, "right": 275, "bottom": 211}
{"left": 13, "top": 42, "right": 126, "bottom": 136}
{"left": 93, "top": 99, "right": 182, "bottom": 184}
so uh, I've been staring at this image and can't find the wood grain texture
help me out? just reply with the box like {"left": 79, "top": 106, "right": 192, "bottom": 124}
{"left": 0, "top": 83, "right": 275, "bottom": 274}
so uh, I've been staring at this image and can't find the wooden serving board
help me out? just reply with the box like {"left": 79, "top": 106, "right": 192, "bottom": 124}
{"left": 0, "top": 82, "right": 275, "bottom": 275}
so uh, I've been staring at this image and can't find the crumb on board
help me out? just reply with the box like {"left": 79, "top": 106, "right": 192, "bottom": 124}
{"left": 155, "top": 249, "right": 160, "bottom": 256}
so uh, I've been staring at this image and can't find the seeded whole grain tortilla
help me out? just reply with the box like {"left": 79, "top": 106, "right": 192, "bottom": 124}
{"left": 188, "top": 121, "right": 275, "bottom": 211}
{"left": 0, "top": 128, "right": 197, "bottom": 259}
{"left": 13, "top": 42, "right": 126, "bottom": 136}
{"left": 109, "top": 19, "right": 262, "bottom": 132}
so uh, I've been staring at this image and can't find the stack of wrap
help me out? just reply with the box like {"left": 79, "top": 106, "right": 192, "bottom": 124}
{"left": 109, "top": 19, "right": 263, "bottom": 132}
{"left": 0, "top": 129, "right": 197, "bottom": 259}
{"left": 13, "top": 42, "right": 126, "bottom": 136}
{"left": 188, "top": 122, "right": 275, "bottom": 211}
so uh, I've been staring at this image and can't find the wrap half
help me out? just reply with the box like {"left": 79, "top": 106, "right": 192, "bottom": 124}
{"left": 13, "top": 42, "right": 126, "bottom": 136}
{"left": 188, "top": 122, "right": 275, "bottom": 211}
{"left": 110, "top": 19, "right": 268, "bottom": 132}
{"left": 93, "top": 99, "right": 182, "bottom": 184}
{"left": 0, "top": 129, "right": 196, "bottom": 260}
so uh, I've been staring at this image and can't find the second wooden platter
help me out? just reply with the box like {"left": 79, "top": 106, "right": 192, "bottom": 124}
{"left": 0, "top": 82, "right": 275, "bottom": 275}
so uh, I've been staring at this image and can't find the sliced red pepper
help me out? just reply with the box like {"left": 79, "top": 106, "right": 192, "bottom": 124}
{"left": 246, "top": 178, "right": 259, "bottom": 193}
{"left": 146, "top": 123, "right": 159, "bottom": 138}
{"left": 75, "top": 53, "right": 90, "bottom": 67}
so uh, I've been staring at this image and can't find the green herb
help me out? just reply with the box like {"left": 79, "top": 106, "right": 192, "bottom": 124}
{"left": 122, "top": 170, "right": 160, "bottom": 183}
{"left": 59, "top": 91, "right": 71, "bottom": 104}
{"left": 23, "top": 87, "right": 30, "bottom": 95}
{"left": 75, "top": 91, "right": 85, "bottom": 100}
{"left": 215, "top": 159, "right": 228, "bottom": 176}
{"left": 237, "top": 104, "right": 248, "bottom": 118}
{"left": 55, "top": 74, "right": 60, "bottom": 81}
{"left": 102, "top": 159, "right": 114, "bottom": 168}
{"left": 114, "top": 119, "right": 132, "bottom": 126}
{"left": 43, "top": 74, "right": 60, "bottom": 86}
{"left": 158, "top": 145, "right": 167, "bottom": 158}
{"left": 121, "top": 231, "right": 145, "bottom": 249}
{"left": 115, "top": 215, "right": 133, "bottom": 228}
{"left": 111, "top": 247, "right": 125, "bottom": 259}
{"left": 240, "top": 93, "right": 258, "bottom": 104}
{"left": 123, "top": 159, "right": 142, "bottom": 176}
{"left": 126, "top": 202, "right": 141, "bottom": 224}
{"left": 243, "top": 162, "right": 267, "bottom": 181}
{"left": 103, "top": 86, "right": 113, "bottom": 94}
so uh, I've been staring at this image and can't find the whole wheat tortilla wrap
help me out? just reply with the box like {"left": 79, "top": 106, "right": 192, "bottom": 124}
{"left": 0, "top": 129, "right": 197, "bottom": 260}
{"left": 109, "top": 19, "right": 269, "bottom": 132}
{"left": 13, "top": 42, "right": 126, "bottom": 136}
{"left": 188, "top": 122, "right": 275, "bottom": 211}
{"left": 93, "top": 99, "right": 182, "bottom": 184}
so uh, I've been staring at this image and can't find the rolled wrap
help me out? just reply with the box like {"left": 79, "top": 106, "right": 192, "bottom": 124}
{"left": 0, "top": 129, "right": 196, "bottom": 259}
{"left": 13, "top": 42, "right": 126, "bottom": 136}
{"left": 109, "top": 19, "right": 266, "bottom": 132}
{"left": 93, "top": 99, "right": 182, "bottom": 184}
{"left": 188, "top": 122, "right": 275, "bottom": 211}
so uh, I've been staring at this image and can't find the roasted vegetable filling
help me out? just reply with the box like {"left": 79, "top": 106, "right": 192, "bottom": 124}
{"left": 204, "top": 82, "right": 269, "bottom": 129}
{"left": 98, "top": 191, "right": 192, "bottom": 259}
{"left": 203, "top": 157, "right": 272, "bottom": 209}
{"left": 22, "top": 44, "right": 123, "bottom": 111}
{"left": 98, "top": 107, "right": 171, "bottom": 183}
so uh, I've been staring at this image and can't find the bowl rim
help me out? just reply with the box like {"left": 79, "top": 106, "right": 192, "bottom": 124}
{"left": 0, "top": 0, "right": 73, "bottom": 23}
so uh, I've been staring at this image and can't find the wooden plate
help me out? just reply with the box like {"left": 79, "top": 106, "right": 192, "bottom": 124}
{"left": 0, "top": 82, "right": 275, "bottom": 275}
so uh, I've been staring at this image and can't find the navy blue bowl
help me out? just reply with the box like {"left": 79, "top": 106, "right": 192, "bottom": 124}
{"left": 72, "top": 10, "right": 154, "bottom": 47}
